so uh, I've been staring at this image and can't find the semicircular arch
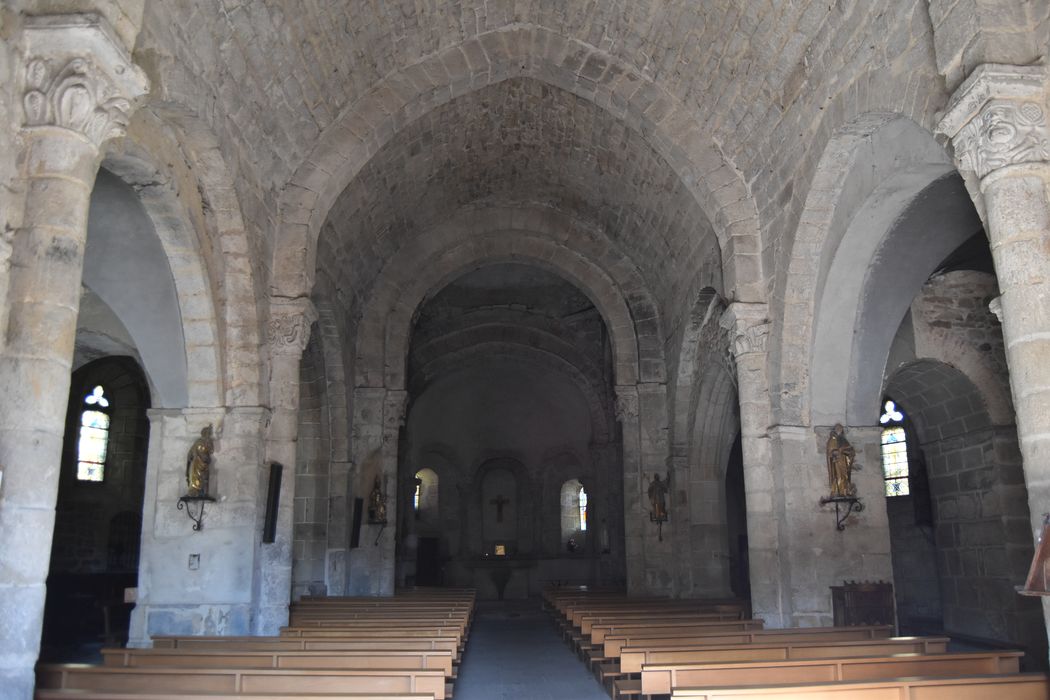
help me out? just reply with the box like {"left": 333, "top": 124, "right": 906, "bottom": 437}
{"left": 353, "top": 206, "right": 665, "bottom": 389}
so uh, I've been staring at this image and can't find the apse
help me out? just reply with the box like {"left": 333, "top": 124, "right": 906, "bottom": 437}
{"left": 397, "top": 263, "right": 624, "bottom": 598}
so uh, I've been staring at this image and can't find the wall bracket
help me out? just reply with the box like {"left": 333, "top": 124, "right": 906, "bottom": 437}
{"left": 178, "top": 495, "right": 216, "bottom": 531}
{"left": 819, "top": 495, "right": 864, "bottom": 531}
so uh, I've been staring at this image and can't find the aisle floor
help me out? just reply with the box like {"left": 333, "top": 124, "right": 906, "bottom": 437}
{"left": 454, "top": 600, "right": 610, "bottom": 700}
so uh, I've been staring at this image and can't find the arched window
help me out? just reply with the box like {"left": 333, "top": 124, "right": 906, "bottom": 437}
{"left": 560, "top": 479, "right": 589, "bottom": 547}
{"left": 880, "top": 399, "right": 910, "bottom": 496}
{"left": 77, "top": 385, "right": 111, "bottom": 482}
{"left": 413, "top": 468, "right": 439, "bottom": 521}
{"left": 578, "top": 486, "right": 588, "bottom": 532}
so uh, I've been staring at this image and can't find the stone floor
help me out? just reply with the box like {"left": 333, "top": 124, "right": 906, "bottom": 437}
{"left": 454, "top": 599, "right": 609, "bottom": 700}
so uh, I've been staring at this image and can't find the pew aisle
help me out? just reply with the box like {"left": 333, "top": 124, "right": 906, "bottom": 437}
{"left": 544, "top": 585, "right": 1050, "bottom": 700}
{"left": 35, "top": 588, "right": 476, "bottom": 700}
{"left": 452, "top": 599, "right": 608, "bottom": 700}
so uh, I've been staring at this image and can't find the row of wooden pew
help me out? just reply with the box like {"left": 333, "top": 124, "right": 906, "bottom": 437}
{"left": 544, "top": 585, "right": 1050, "bottom": 699}
{"left": 35, "top": 588, "right": 476, "bottom": 700}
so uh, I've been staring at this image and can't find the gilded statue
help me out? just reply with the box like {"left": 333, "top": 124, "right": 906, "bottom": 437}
{"left": 826, "top": 423, "right": 857, "bottom": 498}
{"left": 186, "top": 424, "right": 214, "bottom": 497}
{"left": 368, "top": 475, "right": 387, "bottom": 524}
{"left": 647, "top": 472, "right": 670, "bottom": 522}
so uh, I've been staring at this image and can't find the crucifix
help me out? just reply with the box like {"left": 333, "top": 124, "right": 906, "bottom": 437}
{"left": 490, "top": 494, "right": 510, "bottom": 523}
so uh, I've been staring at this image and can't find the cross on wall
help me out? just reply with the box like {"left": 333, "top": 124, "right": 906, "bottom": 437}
{"left": 490, "top": 494, "right": 510, "bottom": 522}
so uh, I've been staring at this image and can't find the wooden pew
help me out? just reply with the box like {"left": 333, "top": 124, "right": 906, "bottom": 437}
{"left": 590, "top": 619, "right": 765, "bottom": 646}
{"left": 101, "top": 647, "right": 455, "bottom": 678}
{"left": 640, "top": 650, "right": 1023, "bottom": 696}
{"left": 668, "top": 673, "right": 1050, "bottom": 699}
{"left": 603, "top": 625, "right": 894, "bottom": 661}
{"left": 279, "top": 626, "right": 466, "bottom": 647}
{"left": 559, "top": 600, "right": 749, "bottom": 645}
{"left": 579, "top": 611, "right": 745, "bottom": 635}
{"left": 37, "top": 664, "right": 448, "bottom": 699}
{"left": 285, "top": 621, "right": 470, "bottom": 638}
{"left": 579, "top": 619, "right": 764, "bottom": 661}
{"left": 150, "top": 635, "right": 461, "bottom": 657}
{"left": 595, "top": 625, "right": 897, "bottom": 683}
{"left": 618, "top": 636, "right": 952, "bottom": 675}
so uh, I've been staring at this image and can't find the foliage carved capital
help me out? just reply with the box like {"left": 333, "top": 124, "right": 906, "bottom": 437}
{"left": 21, "top": 14, "right": 149, "bottom": 147}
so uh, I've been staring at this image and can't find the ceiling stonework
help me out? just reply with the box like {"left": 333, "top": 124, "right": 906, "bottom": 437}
{"left": 316, "top": 77, "right": 720, "bottom": 329}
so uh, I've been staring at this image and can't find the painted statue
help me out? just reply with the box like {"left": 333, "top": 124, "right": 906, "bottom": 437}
{"left": 826, "top": 423, "right": 857, "bottom": 498}
{"left": 368, "top": 475, "right": 387, "bottom": 523}
{"left": 648, "top": 472, "right": 670, "bottom": 521}
{"left": 185, "top": 424, "right": 214, "bottom": 497}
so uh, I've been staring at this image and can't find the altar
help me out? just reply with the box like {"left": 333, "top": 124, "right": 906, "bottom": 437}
{"left": 464, "top": 556, "right": 538, "bottom": 600}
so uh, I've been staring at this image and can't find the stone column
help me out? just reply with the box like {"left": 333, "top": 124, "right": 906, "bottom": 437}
{"left": 0, "top": 15, "right": 147, "bottom": 698}
{"left": 129, "top": 406, "right": 263, "bottom": 646}
{"left": 937, "top": 64, "right": 1050, "bottom": 640}
{"left": 618, "top": 382, "right": 674, "bottom": 595}
{"left": 346, "top": 386, "right": 404, "bottom": 596}
{"left": 257, "top": 297, "right": 317, "bottom": 632}
{"left": 720, "top": 303, "right": 783, "bottom": 623}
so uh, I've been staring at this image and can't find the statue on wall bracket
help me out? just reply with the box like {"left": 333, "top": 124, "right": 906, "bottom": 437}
{"left": 178, "top": 424, "right": 217, "bottom": 531}
{"left": 820, "top": 423, "right": 864, "bottom": 530}
{"left": 647, "top": 471, "right": 670, "bottom": 541}
{"left": 368, "top": 475, "right": 388, "bottom": 525}
{"left": 185, "top": 424, "right": 214, "bottom": 497}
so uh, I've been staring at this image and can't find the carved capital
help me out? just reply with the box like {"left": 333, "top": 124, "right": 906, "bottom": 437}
{"left": 719, "top": 302, "right": 770, "bottom": 358}
{"left": 268, "top": 297, "right": 318, "bottom": 357}
{"left": 988, "top": 295, "right": 1004, "bottom": 324}
{"left": 21, "top": 14, "right": 149, "bottom": 148}
{"left": 614, "top": 385, "right": 639, "bottom": 423}
{"left": 937, "top": 64, "right": 1050, "bottom": 180}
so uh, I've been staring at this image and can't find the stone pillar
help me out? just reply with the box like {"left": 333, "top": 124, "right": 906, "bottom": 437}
{"left": 589, "top": 441, "right": 623, "bottom": 583}
{"left": 129, "top": 406, "right": 264, "bottom": 646}
{"left": 0, "top": 15, "right": 147, "bottom": 699}
{"left": 258, "top": 297, "right": 317, "bottom": 631}
{"left": 937, "top": 63, "right": 1050, "bottom": 642}
{"left": 346, "top": 386, "right": 405, "bottom": 596}
{"left": 618, "top": 382, "right": 674, "bottom": 595}
{"left": 720, "top": 303, "right": 782, "bottom": 623}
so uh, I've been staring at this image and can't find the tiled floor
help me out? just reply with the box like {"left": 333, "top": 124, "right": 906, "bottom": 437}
{"left": 455, "top": 600, "right": 610, "bottom": 700}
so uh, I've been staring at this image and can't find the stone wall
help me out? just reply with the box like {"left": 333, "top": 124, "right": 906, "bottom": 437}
{"left": 881, "top": 271, "right": 1044, "bottom": 659}
{"left": 885, "top": 495, "right": 941, "bottom": 631}
{"left": 886, "top": 360, "right": 1044, "bottom": 661}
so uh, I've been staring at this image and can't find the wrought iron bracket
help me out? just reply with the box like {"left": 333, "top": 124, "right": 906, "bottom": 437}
{"left": 819, "top": 495, "right": 864, "bottom": 531}
{"left": 650, "top": 512, "right": 668, "bottom": 542}
{"left": 178, "top": 495, "right": 216, "bottom": 531}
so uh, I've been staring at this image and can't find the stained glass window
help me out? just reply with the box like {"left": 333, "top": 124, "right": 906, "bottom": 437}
{"left": 77, "top": 385, "right": 110, "bottom": 482}
{"left": 880, "top": 399, "right": 909, "bottom": 496}
{"left": 578, "top": 486, "right": 588, "bottom": 532}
